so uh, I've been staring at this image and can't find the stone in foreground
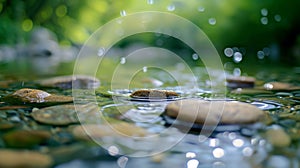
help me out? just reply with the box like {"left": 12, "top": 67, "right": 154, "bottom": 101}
{"left": 2, "top": 88, "right": 73, "bottom": 105}
{"left": 165, "top": 99, "right": 266, "bottom": 125}
{"left": 130, "top": 89, "right": 179, "bottom": 99}
{"left": 0, "top": 149, "right": 53, "bottom": 168}
{"left": 38, "top": 75, "right": 100, "bottom": 89}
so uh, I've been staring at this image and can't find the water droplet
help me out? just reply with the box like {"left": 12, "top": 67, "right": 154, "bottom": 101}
{"left": 120, "top": 10, "right": 127, "bottom": 17}
{"left": 186, "top": 152, "right": 196, "bottom": 158}
{"left": 143, "top": 66, "right": 147, "bottom": 72}
{"left": 209, "top": 138, "right": 219, "bottom": 147}
{"left": 97, "top": 47, "right": 105, "bottom": 57}
{"left": 167, "top": 4, "right": 175, "bottom": 11}
{"left": 147, "top": 0, "right": 154, "bottom": 5}
{"left": 192, "top": 53, "right": 199, "bottom": 60}
{"left": 261, "top": 8, "right": 268, "bottom": 16}
{"left": 257, "top": 50, "right": 265, "bottom": 59}
{"left": 232, "top": 139, "right": 244, "bottom": 147}
{"left": 187, "top": 159, "right": 199, "bottom": 168}
{"left": 261, "top": 17, "right": 268, "bottom": 25}
{"left": 198, "top": 6, "right": 205, "bottom": 12}
{"left": 208, "top": 18, "right": 216, "bottom": 25}
{"left": 117, "top": 156, "right": 128, "bottom": 168}
{"left": 233, "top": 52, "right": 243, "bottom": 63}
{"left": 242, "top": 147, "right": 253, "bottom": 157}
{"left": 274, "top": 14, "right": 281, "bottom": 22}
{"left": 224, "top": 48, "right": 234, "bottom": 57}
{"left": 213, "top": 148, "right": 224, "bottom": 158}
{"left": 120, "top": 57, "right": 126, "bottom": 64}
{"left": 233, "top": 68, "right": 241, "bottom": 76}
{"left": 108, "top": 145, "right": 119, "bottom": 156}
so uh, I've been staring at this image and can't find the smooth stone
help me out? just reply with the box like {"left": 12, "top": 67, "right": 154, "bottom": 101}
{"left": 263, "top": 81, "right": 300, "bottom": 91}
{"left": 266, "top": 127, "right": 291, "bottom": 147}
{"left": 164, "top": 99, "right": 266, "bottom": 125}
{"left": 3, "top": 130, "right": 51, "bottom": 148}
{"left": 0, "top": 149, "right": 53, "bottom": 168}
{"left": 31, "top": 104, "right": 79, "bottom": 126}
{"left": 130, "top": 89, "right": 179, "bottom": 99}
{"left": 0, "top": 121, "right": 15, "bottom": 130}
{"left": 2, "top": 88, "right": 73, "bottom": 105}
{"left": 72, "top": 122, "right": 147, "bottom": 140}
{"left": 226, "top": 76, "right": 255, "bottom": 89}
{"left": 38, "top": 75, "right": 100, "bottom": 89}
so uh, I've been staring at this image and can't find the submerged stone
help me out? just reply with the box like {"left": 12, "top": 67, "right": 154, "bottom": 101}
{"left": 0, "top": 149, "right": 53, "bottom": 168}
{"left": 31, "top": 104, "right": 78, "bottom": 126}
{"left": 164, "top": 99, "right": 266, "bottom": 125}
{"left": 38, "top": 75, "right": 100, "bottom": 89}
{"left": 263, "top": 81, "right": 300, "bottom": 91}
{"left": 2, "top": 88, "right": 73, "bottom": 106}
{"left": 72, "top": 122, "right": 147, "bottom": 140}
{"left": 226, "top": 76, "right": 255, "bottom": 89}
{"left": 265, "top": 127, "right": 291, "bottom": 147}
{"left": 130, "top": 89, "right": 179, "bottom": 99}
{"left": 231, "top": 88, "right": 273, "bottom": 95}
{"left": 3, "top": 130, "right": 51, "bottom": 148}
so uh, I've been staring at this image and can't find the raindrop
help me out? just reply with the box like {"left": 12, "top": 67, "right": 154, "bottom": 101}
{"left": 167, "top": 4, "right": 175, "bottom": 11}
{"left": 143, "top": 66, "right": 147, "bottom": 72}
{"left": 233, "top": 68, "right": 241, "bottom": 76}
{"left": 274, "top": 14, "right": 281, "bottom": 22}
{"left": 209, "top": 138, "right": 219, "bottom": 147}
{"left": 186, "top": 152, "right": 196, "bottom": 158}
{"left": 232, "top": 139, "right": 244, "bottom": 147}
{"left": 261, "top": 8, "right": 268, "bottom": 16}
{"left": 224, "top": 48, "right": 234, "bottom": 57}
{"left": 242, "top": 147, "right": 254, "bottom": 157}
{"left": 117, "top": 156, "right": 128, "bottom": 168}
{"left": 213, "top": 148, "right": 225, "bottom": 158}
{"left": 97, "top": 47, "right": 105, "bottom": 57}
{"left": 261, "top": 17, "right": 268, "bottom": 25}
{"left": 187, "top": 159, "right": 199, "bottom": 168}
{"left": 257, "top": 50, "right": 265, "bottom": 59}
{"left": 147, "top": 0, "right": 154, "bottom": 5}
{"left": 208, "top": 18, "right": 216, "bottom": 25}
{"left": 233, "top": 52, "right": 243, "bottom": 63}
{"left": 198, "top": 6, "right": 205, "bottom": 12}
{"left": 108, "top": 146, "right": 119, "bottom": 156}
{"left": 192, "top": 53, "right": 199, "bottom": 60}
{"left": 120, "top": 57, "right": 126, "bottom": 64}
{"left": 120, "top": 10, "right": 127, "bottom": 17}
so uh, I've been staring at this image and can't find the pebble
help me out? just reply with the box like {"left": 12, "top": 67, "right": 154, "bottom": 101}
{"left": 265, "top": 127, "right": 291, "bottom": 147}
{"left": 130, "top": 89, "right": 179, "bottom": 99}
{"left": 231, "top": 88, "right": 273, "bottom": 95}
{"left": 164, "top": 99, "right": 266, "bottom": 125}
{"left": 31, "top": 104, "right": 79, "bottom": 126}
{"left": 226, "top": 76, "right": 255, "bottom": 89}
{"left": 72, "top": 122, "right": 147, "bottom": 140}
{"left": 263, "top": 81, "right": 300, "bottom": 91}
{"left": 2, "top": 88, "right": 73, "bottom": 105}
{"left": 0, "top": 149, "right": 53, "bottom": 168}
{"left": 38, "top": 75, "right": 100, "bottom": 89}
{"left": 3, "top": 130, "right": 51, "bottom": 148}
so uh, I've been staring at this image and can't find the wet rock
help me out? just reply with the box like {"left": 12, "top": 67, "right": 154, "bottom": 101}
{"left": 263, "top": 82, "right": 300, "bottom": 91}
{"left": 0, "top": 105, "right": 29, "bottom": 110}
{"left": 38, "top": 75, "right": 100, "bottom": 89}
{"left": 0, "top": 120, "right": 16, "bottom": 130}
{"left": 231, "top": 88, "right": 273, "bottom": 95}
{"left": 130, "top": 89, "right": 179, "bottom": 99}
{"left": 0, "top": 149, "right": 53, "bottom": 168}
{"left": 31, "top": 104, "right": 78, "bottom": 126}
{"left": 3, "top": 130, "right": 51, "bottom": 148}
{"left": 2, "top": 88, "right": 73, "bottom": 106}
{"left": 164, "top": 99, "right": 266, "bottom": 125}
{"left": 226, "top": 76, "right": 255, "bottom": 89}
{"left": 72, "top": 122, "right": 147, "bottom": 140}
{"left": 265, "top": 127, "right": 291, "bottom": 147}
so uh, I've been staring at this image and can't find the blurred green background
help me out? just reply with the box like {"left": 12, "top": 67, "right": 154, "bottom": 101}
{"left": 1, "top": 0, "right": 300, "bottom": 64}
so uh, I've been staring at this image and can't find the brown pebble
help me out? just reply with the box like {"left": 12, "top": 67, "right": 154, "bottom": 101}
{"left": 266, "top": 127, "right": 291, "bottom": 147}
{"left": 130, "top": 89, "right": 178, "bottom": 99}
{"left": 226, "top": 76, "right": 256, "bottom": 89}
{"left": 264, "top": 82, "right": 300, "bottom": 91}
